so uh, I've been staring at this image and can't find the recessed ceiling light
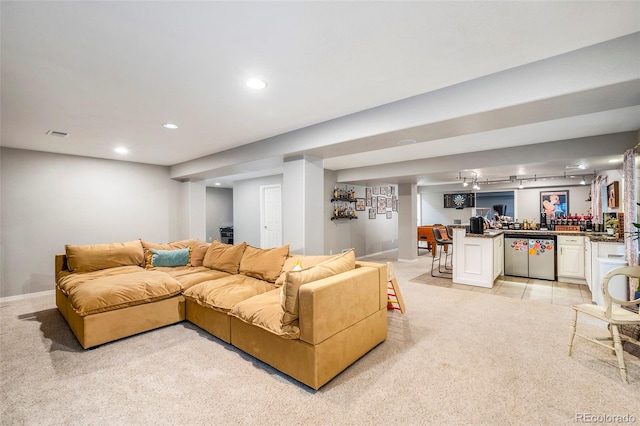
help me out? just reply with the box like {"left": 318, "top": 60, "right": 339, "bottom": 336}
{"left": 214, "top": 182, "right": 222, "bottom": 186}
{"left": 114, "top": 147, "right": 129, "bottom": 155}
{"left": 163, "top": 123, "right": 178, "bottom": 129}
{"left": 246, "top": 79, "right": 267, "bottom": 89}
{"left": 397, "top": 139, "right": 416, "bottom": 146}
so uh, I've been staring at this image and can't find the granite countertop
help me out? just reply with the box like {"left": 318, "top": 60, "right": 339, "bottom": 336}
{"left": 451, "top": 226, "right": 624, "bottom": 242}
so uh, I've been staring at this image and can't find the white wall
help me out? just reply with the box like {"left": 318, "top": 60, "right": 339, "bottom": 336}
{"left": 232, "top": 174, "right": 283, "bottom": 247}
{"left": 324, "top": 172, "right": 398, "bottom": 257}
{"left": 420, "top": 185, "right": 592, "bottom": 226}
{"left": 600, "top": 169, "right": 624, "bottom": 218}
{"left": 206, "top": 187, "right": 233, "bottom": 243}
{"left": 0, "top": 148, "right": 187, "bottom": 298}
{"left": 516, "top": 185, "right": 591, "bottom": 223}
{"left": 420, "top": 190, "right": 474, "bottom": 225}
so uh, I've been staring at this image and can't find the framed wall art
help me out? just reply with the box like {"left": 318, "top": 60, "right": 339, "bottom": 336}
{"left": 540, "top": 190, "right": 569, "bottom": 219}
{"left": 369, "top": 208, "right": 376, "bottom": 219}
{"left": 355, "top": 198, "right": 365, "bottom": 211}
{"left": 607, "top": 181, "right": 619, "bottom": 208}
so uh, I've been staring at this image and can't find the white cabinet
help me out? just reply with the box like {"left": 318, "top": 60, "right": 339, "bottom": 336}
{"left": 493, "top": 236, "right": 504, "bottom": 279}
{"left": 452, "top": 229, "right": 503, "bottom": 288}
{"left": 590, "top": 241, "right": 626, "bottom": 305}
{"left": 584, "top": 238, "right": 592, "bottom": 290}
{"left": 557, "top": 236, "right": 585, "bottom": 283}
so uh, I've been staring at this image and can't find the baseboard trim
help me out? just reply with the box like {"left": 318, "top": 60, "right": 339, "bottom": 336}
{"left": 356, "top": 248, "right": 397, "bottom": 260}
{"left": 0, "top": 289, "right": 54, "bottom": 303}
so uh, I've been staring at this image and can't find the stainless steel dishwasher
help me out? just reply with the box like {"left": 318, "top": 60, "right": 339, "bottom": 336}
{"left": 504, "top": 234, "right": 556, "bottom": 280}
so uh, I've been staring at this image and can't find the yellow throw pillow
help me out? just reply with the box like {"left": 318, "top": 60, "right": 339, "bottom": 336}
{"left": 281, "top": 249, "right": 355, "bottom": 325}
{"left": 202, "top": 240, "right": 247, "bottom": 274}
{"left": 65, "top": 240, "right": 144, "bottom": 273}
{"left": 239, "top": 244, "right": 290, "bottom": 283}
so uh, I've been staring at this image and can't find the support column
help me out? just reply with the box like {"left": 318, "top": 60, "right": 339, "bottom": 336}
{"left": 187, "top": 180, "right": 206, "bottom": 241}
{"left": 283, "top": 156, "right": 324, "bottom": 255}
{"left": 398, "top": 183, "right": 418, "bottom": 262}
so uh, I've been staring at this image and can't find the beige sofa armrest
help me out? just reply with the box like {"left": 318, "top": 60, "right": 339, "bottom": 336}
{"left": 355, "top": 261, "right": 388, "bottom": 310}
{"left": 298, "top": 265, "right": 385, "bottom": 345}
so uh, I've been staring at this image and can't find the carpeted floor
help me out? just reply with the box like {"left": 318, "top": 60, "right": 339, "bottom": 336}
{"left": 1, "top": 274, "right": 639, "bottom": 425}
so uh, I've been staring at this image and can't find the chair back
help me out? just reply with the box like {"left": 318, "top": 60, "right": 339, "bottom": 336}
{"left": 445, "top": 225, "right": 454, "bottom": 239}
{"left": 602, "top": 265, "right": 640, "bottom": 319}
{"left": 432, "top": 227, "right": 448, "bottom": 244}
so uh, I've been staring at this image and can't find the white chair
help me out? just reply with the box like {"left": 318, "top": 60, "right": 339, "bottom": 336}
{"left": 567, "top": 266, "right": 640, "bottom": 383}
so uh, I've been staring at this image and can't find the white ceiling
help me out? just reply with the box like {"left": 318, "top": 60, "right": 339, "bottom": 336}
{"left": 2, "top": 1, "right": 639, "bottom": 189}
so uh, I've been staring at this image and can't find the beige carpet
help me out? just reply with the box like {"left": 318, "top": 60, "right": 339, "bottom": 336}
{"left": 1, "top": 280, "right": 639, "bottom": 425}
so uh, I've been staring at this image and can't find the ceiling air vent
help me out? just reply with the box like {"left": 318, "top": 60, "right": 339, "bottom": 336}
{"left": 46, "top": 130, "right": 69, "bottom": 138}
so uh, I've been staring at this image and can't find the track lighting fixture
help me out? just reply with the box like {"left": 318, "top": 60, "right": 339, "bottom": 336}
{"left": 457, "top": 171, "right": 593, "bottom": 189}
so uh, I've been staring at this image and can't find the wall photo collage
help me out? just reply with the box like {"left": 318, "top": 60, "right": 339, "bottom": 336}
{"left": 365, "top": 186, "right": 397, "bottom": 220}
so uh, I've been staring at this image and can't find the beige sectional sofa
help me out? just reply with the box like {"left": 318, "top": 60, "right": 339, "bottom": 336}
{"left": 55, "top": 239, "right": 388, "bottom": 389}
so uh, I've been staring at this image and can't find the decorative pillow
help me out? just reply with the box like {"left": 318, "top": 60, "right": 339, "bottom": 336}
{"left": 190, "top": 240, "right": 210, "bottom": 267}
{"left": 274, "top": 255, "right": 334, "bottom": 286}
{"left": 239, "top": 244, "right": 290, "bottom": 283}
{"left": 65, "top": 240, "right": 144, "bottom": 273}
{"left": 141, "top": 239, "right": 210, "bottom": 267}
{"left": 281, "top": 249, "right": 355, "bottom": 326}
{"left": 146, "top": 247, "right": 192, "bottom": 268}
{"left": 202, "top": 240, "right": 247, "bottom": 274}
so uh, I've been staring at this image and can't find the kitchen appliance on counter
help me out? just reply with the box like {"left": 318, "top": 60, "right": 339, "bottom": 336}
{"left": 469, "top": 216, "right": 484, "bottom": 234}
{"left": 539, "top": 212, "right": 548, "bottom": 230}
{"left": 504, "top": 234, "right": 556, "bottom": 280}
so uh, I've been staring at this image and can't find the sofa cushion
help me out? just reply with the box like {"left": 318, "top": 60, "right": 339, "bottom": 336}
{"left": 57, "top": 265, "right": 146, "bottom": 294}
{"left": 203, "top": 241, "right": 247, "bottom": 274}
{"left": 228, "top": 289, "right": 299, "bottom": 339}
{"left": 147, "top": 247, "right": 192, "bottom": 268}
{"left": 239, "top": 244, "right": 289, "bottom": 283}
{"left": 274, "top": 254, "right": 334, "bottom": 286}
{"left": 281, "top": 249, "right": 355, "bottom": 326}
{"left": 65, "top": 240, "right": 144, "bottom": 273}
{"left": 183, "top": 275, "right": 276, "bottom": 312}
{"left": 163, "top": 266, "right": 231, "bottom": 290}
{"left": 65, "top": 269, "right": 183, "bottom": 316}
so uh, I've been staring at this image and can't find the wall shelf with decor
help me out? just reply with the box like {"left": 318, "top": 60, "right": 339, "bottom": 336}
{"left": 331, "top": 184, "right": 358, "bottom": 221}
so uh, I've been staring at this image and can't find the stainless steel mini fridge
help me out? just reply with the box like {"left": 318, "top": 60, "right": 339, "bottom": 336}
{"left": 504, "top": 235, "right": 555, "bottom": 280}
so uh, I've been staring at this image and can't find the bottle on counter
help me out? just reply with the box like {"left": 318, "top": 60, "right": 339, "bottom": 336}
{"left": 514, "top": 219, "right": 521, "bottom": 230}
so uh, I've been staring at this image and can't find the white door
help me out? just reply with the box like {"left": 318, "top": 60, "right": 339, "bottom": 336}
{"left": 260, "top": 184, "right": 282, "bottom": 248}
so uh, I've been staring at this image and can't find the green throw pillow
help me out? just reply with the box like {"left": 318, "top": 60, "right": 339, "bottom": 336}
{"left": 149, "top": 247, "right": 192, "bottom": 267}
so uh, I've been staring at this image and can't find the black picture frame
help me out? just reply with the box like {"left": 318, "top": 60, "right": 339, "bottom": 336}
{"left": 607, "top": 181, "right": 619, "bottom": 208}
{"left": 355, "top": 198, "right": 365, "bottom": 211}
{"left": 540, "top": 190, "right": 569, "bottom": 219}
